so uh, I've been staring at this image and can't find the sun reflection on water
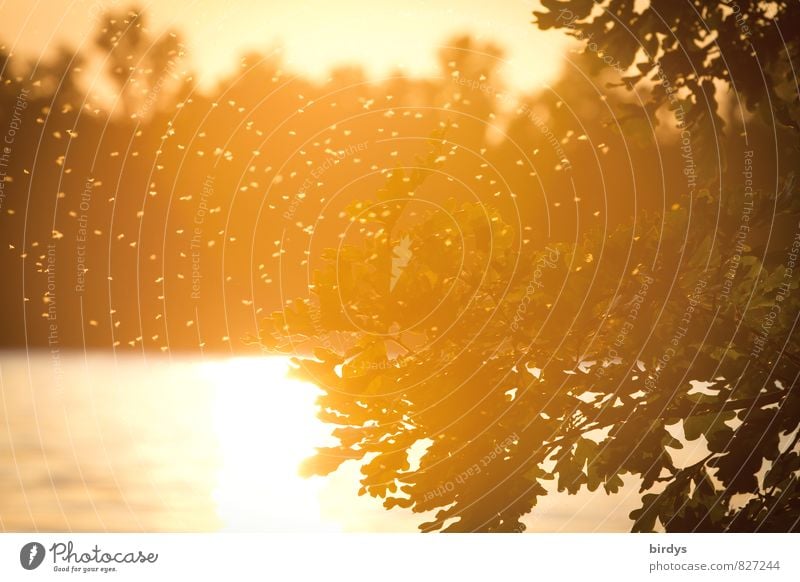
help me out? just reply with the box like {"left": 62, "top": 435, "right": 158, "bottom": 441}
{"left": 201, "top": 357, "right": 340, "bottom": 531}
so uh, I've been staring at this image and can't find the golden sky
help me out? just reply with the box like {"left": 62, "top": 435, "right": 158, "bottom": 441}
{"left": 0, "top": 0, "right": 570, "bottom": 91}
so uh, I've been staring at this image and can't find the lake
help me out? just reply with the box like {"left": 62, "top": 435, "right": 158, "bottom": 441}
{"left": 0, "top": 352, "right": 636, "bottom": 532}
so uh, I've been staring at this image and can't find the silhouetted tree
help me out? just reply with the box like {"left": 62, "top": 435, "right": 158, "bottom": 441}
{"left": 94, "top": 6, "right": 184, "bottom": 118}
{"left": 260, "top": 1, "right": 800, "bottom": 532}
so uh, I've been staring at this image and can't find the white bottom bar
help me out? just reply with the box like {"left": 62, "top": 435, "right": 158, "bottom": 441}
{"left": 0, "top": 533, "right": 797, "bottom": 581}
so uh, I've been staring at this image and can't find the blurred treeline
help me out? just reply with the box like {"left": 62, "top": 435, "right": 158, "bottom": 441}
{"left": 0, "top": 7, "right": 791, "bottom": 352}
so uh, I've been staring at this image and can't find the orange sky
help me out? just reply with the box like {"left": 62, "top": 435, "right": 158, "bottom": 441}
{"left": 0, "top": 0, "right": 570, "bottom": 92}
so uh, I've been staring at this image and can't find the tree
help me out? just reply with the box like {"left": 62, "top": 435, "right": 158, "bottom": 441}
{"left": 534, "top": 0, "right": 800, "bottom": 197}
{"left": 533, "top": 0, "right": 800, "bottom": 133}
{"left": 259, "top": 143, "right": 798, "bottom": 531}
{"left": 94, "top": 6, "right": 184, "bottom": 119}
{"left": 259, "top": 2, "right": 800, "bottom": 532}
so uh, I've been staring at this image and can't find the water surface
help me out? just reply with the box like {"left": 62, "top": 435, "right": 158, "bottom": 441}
{"left": 0, "top": 352, "right": 636, "bottom": 532}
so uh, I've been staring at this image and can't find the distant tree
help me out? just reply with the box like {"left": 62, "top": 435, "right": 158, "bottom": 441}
{"left": 33, "top": 46, "right": 86, "bottom": 105}
{"left": 94, "top": 6, "right": 184, "bottom": 118}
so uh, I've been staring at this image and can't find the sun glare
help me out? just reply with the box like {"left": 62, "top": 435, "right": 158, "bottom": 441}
{"left": 0, "top": 0, "right": 569, "bottom": 94}
{"left": 201, "top": 357, "right": 338, "bottom": 531}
